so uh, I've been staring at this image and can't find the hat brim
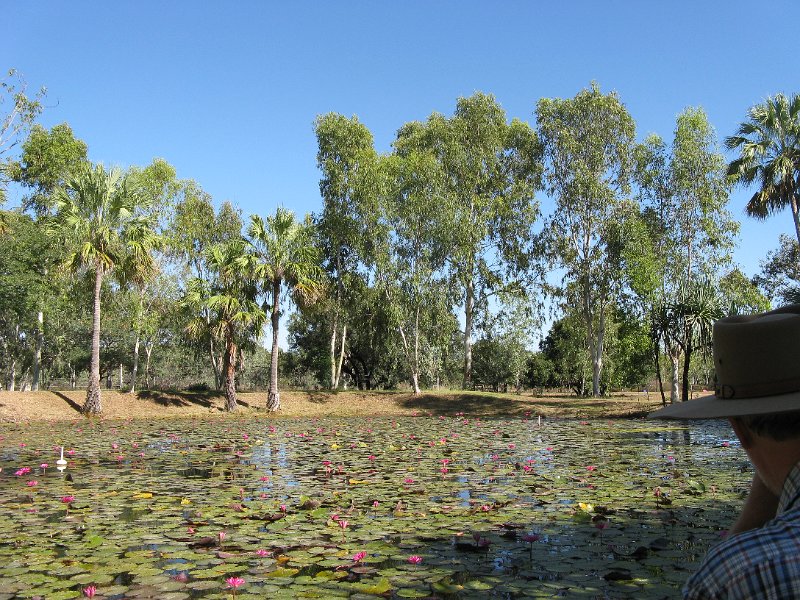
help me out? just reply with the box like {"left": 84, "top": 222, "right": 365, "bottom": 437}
{"left": 648, "top": 391, "right": 800, "bottom": 419}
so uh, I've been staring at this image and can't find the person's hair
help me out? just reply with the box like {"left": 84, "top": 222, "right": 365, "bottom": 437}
{"left": 736, "top": 410, "right": 800, "bottom": 441}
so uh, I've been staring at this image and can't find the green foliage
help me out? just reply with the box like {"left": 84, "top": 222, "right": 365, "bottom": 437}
{"left": 754, "top": 234, "right": 800, "bottom": 304}
{"left": 9, "top": 123, "right": 88, "bottom": 214}
{"left": 0, "top": 68, "right": 45, "bottom": 202}
{"left": 537, "top": 82, "right": 636, "bottom": 396}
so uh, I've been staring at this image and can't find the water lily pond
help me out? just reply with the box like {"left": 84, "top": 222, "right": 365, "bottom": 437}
{"left": 0, "top": 415, "right": 749, "bottom": 599}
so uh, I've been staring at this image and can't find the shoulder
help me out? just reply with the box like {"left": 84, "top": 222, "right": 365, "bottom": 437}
{"left": 684, "top": 513, "right": 800, "bottom": 599}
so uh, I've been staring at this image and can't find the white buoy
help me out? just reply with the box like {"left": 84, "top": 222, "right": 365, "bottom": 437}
{"left": 56, "top": 446, "right": 67, "bottom": 472}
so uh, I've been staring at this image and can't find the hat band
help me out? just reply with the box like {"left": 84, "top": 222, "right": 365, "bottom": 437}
{"left": 716, "top": 377, "right": 800, "bottom": 400}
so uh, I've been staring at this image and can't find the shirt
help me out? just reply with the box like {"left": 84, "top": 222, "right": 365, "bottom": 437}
{"left": 684, "top": 461, "right": 800, "bottom": 599}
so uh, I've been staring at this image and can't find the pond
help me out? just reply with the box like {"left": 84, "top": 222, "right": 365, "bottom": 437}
{"left": 0, "top": 415, "right": 749, "bottom": 599}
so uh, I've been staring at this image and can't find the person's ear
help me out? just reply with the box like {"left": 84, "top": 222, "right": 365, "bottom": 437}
{"left": 729, "top": 417, "right": 753, "bottom": 450}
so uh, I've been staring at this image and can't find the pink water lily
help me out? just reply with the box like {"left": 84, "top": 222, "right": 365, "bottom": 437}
{"left": 352, "top": 551, "right": 367, "bottom": 562}
{"left": 83, "top": 585, "right": 97, "bottom": 598}
{"left": 15, "top": 467, "right": 31, "bottom": 476}
{"left": 408, "top": 555, "right": 422, "bottom": 564}
{"left": 26, "top": 480, "right": 38, "bottom": 487}
{"left": 61, "top": 495, "right": 75, "bottom": 504}
{"left": 256, "top": 549, "right": 270, "bottom": 557}
{"left": 225, "top": 576, "right": 245, "bottom": 598}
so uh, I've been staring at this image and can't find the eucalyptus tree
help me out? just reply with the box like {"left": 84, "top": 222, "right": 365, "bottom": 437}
{"left": 10, "top": 123, "right": 89, "bottom": 215}
{"left": 49, "top": 163, "right": 153, "bottom": 414}
{"left": 170, "top": 185, "right": 243, "bottom": 388}
{"left": 8, "top": 123, "right": 88, "bottom": 389}
{"left": 635, "top": 108, "right": 735, "bottom": 402}
{"left": 0, "top": 68, "right": 45, "bottom": 203}
{"left": 401, "top": 93, "right": 542, "bottom": 388}
{"left": 117, "top": 159, "right": 178, "bottom": 392}
{"left": 184, "top": 240, "right": 263, "bottom": 411}
{"left": 369, "top": 148, "right": 457, "bottom": 395}
{"left": 247, "top": 208, "right": 322, "bottom": 411}
{"left": 726, "top": 93, "right": 800, "bottom": 246}
{"left": 314, "top": 113, "right": 377, "bottom": 389}
{"left": 537, "top": 83, "right": 635, "bottom": 397}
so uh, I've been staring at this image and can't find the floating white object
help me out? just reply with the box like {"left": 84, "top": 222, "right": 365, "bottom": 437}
{"left": 538, "top": 415, "right": 541, "bottom": 427}
{"left": 56, "top": 447, "right": 67, "bottom": 471}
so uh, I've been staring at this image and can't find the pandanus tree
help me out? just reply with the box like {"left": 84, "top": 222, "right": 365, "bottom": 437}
{"left": 49, "top": 163, "right": 152, "bottom": 414}
{"left": 662, "top": 279, "right": 725, "bottom": 403}
{"left": 184, "top": 240, "right": 264, "bottom": 412}
{"left": 247, "top": 208, "right": 322, "bottom": 412}
{"left": 726, "top": 93, "right": 800, "bottom": 246}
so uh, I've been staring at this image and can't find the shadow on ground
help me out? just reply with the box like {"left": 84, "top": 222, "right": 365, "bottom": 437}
{"left": 53, "top": 392, "right": 84, "bottom": 414}
{"left": 138, "top": 390, "right": 251, "bottom": 409}
{"left": 400, "top": 393, "right": 525, "bottom": 416}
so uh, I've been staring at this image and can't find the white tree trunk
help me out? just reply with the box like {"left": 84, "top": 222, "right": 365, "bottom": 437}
{"left": 334, "top": 324, "right": 347, "bottom": 389}
{"left": 32, "top": 310, "right": 43, "bottom": 391}
{"left": 669, "top": 351, "right": 680, "bottom": 404}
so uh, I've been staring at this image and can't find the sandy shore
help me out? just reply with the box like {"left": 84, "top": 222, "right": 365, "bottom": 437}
{"left": 0, "top": 388, "right": 664, "bottom": 423}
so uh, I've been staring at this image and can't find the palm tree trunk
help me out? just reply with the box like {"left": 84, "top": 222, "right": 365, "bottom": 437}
{"left": 222, "top": 326, "right": 238, "bottom": 412}
{"left": 83, "top": 264, "right": 103, "bottom": 415}
{"left": 267, "top": 278, "right": 281, "bottom": 411}
{"left": 791, "top": 195, "right": 800, "bottom": 248}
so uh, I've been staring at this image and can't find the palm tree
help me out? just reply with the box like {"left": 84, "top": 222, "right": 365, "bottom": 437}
{"left": 247, "top": 208, "right": 322, "bottom": 411}
{"left": 184, "top": 240, "right": 264, "bottom": 412}
{"left": 50, "top": 163, "right": 149, "bottom": 414}
{"left": 668, "top": 279, "right": 725, "bottom": 403}
{"left": 726, "top": 93, "right": 800, "bottom": 246}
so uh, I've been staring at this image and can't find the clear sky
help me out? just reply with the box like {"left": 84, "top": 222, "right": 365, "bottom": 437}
{"left": 5, "top": 1, "right": 799, "bottom": 280}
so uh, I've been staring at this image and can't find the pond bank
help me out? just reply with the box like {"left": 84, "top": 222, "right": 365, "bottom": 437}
{"left": 0, "top": 389, "right": 664, "bottom": 422}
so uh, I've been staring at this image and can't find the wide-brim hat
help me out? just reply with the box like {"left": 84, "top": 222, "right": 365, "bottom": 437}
{"left": 649, "top": 304, "right": 800, "bottom": 419}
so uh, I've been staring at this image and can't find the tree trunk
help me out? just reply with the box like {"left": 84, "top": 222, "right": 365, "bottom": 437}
{"left": 83, "top": 265, "right": 103, "bottom": 415}
{"left": 267, "top": 278, "right": 281, "bottom": 412}
{"left": 669, "top": 350, "right": 680, "bottom": 404}
{"left": 222, "top": 325, "right": 238, "bottom": 412}
{"left": 462, "top": 278, "right": 474, "bottom": 389}
{"left": 792, "top": 195, "right": 800, "bottom": 248}
{"left": 130, "top": 333, "right": 140, "bottom": 393}
{"left": 144, "top": 342, "right": 153, "bottom": 389}
{"left": 329, "top": 319, "right": 338, "bottom": 389}
{"left": 32, "top": 310, "right": 43, "bottom": 391}
{"left": 654, "top": 343, "right": 666, "bottom": 406}
{"left": 681, "top": 340, "right": 692, "bottom": 403}
{"left": 130, "top": 287, "right": 145, "bottom": 394}
{"left": 410, "top": 372, "right": 420, "bottom": 395}
{"left": 335, "top": 324, "right": 347, "bottom": 389}
{"left": 591, "top": 309, "right": 606, "bottom": 397}
{"left": 7, "top": 358, "right": 15, "bottom": 391}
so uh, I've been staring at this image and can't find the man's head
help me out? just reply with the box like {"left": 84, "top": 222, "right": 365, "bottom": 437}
{"left": 649, "top": 304, "right": 800, "bottom": 420}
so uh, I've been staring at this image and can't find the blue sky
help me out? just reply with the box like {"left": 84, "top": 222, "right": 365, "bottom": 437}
{"left": 5, "top": 1, "right": 799, "bottom": 281}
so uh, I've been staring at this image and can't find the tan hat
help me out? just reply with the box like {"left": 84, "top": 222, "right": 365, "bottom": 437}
{"left": 649, "top": 304, "right": 800, "bottom": 419}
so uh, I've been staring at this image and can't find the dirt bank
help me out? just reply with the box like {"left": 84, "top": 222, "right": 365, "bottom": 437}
{"left": 0, "top": 388, "right": 665, "bottom": 423}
